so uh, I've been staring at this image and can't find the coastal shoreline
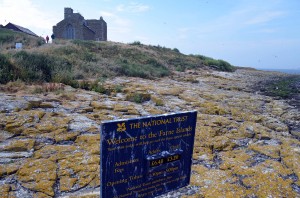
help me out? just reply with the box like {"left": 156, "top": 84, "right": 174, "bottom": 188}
{"left": 0, "top": 68, "right": 299, "bottom": 197}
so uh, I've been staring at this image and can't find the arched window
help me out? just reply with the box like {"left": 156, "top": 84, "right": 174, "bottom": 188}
{"left": 65, "top": 24, "right": 74, "bottom": 39}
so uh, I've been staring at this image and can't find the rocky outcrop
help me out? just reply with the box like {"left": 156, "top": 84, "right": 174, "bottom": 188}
{"left": 0, "top": 69, "right": 299, "bottom": 197}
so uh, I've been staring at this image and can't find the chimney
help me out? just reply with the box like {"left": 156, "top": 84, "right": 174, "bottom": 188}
{"left": 64, "top": 8, "right": 73, "bottom": 19}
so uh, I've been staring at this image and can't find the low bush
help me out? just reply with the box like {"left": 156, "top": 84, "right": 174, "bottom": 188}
{"left": 129, "top": 41, "right": 142, "bottom": 46}
{"left": 203, "top": 59, "right": 236, "bottom": 72}
{"left": 13, "top": 51, "right": 53, "bottom": 82}
{"left": 90, "top": 80, "right": 107, "bottom": 94}
{"left": 16, "top": 51, "right": 73, "bottom": 82}
{"left": 173, "top": 48, "right": 180, "bottom": 53}
{"left": 0, "top": 54, "right": 15, "bottom": 83}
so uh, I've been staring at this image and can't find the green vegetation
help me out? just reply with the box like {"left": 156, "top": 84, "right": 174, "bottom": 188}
{"left": 0, "top": 29, "right": 237, "bottom": 86}
{"left": 114, "top": 84, "right": 123, "bottom": 93}
{"left": 0, "top": 29, "right": 15, "bottom": 44}
{"left": 129, "top": 41, "right": 142, "bottom": 46}
{"left": 2, "top": 51, "right": 74, "bottom": 84}
{"left": 0, "top": 54, "right": 15, "bottom": 83}
{"left": 117, "top": 59, "right": 169, "bottom": 78}
{"left": 126, "top": 92, "right": 151, "bottom": 103}
{"left": 196, "top": 55, "right": 236, "bottom": 72}
{"left": 265, "top": 76, "right": 300, "bottom": 99}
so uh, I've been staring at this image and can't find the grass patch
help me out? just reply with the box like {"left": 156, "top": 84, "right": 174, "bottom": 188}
{"left": 75, "top": 79, "right": 110, "bottom": 94}
{"left": 126, "top": 93, "right": 151, "bottom": 103}
{"left": 116, "top": 60, "right": 170, "bottom": 79}
{"left": 0, "top": 79, "right": 26, "bottom": 92}
{"left": 114, "top": 84, "right": 123, "bottom": 93}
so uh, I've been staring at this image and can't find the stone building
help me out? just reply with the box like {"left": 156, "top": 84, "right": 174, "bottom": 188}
{"left": 53, "top": 8, "right": 107, "bottom": 41}
{"left": 3, "top": 22, "right": 38, "bottom": 37}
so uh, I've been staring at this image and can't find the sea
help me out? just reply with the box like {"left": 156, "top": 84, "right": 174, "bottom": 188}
{"left": 258, "top": 68, "right": 300, "bottom": 74}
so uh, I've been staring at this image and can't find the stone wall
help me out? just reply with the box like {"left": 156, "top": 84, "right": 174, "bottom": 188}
{"left": 83, "top": 25, "right": 96, "bottom": 40}
{"left": 87, "top": 18, "right": 107, "bottom": 41}
{"left": 53, "top": 8, "right": 107, "bottom": 41}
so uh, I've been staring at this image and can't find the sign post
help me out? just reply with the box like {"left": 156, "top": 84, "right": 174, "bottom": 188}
{"left": 100, "top": 111, "right": 197, "bottom": 198}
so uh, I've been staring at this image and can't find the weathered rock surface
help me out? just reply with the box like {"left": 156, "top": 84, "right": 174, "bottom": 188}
{"left": 0, "top": 69, "right": 299, "bottom": 197}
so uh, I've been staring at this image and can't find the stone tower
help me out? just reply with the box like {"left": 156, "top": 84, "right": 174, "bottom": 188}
{"left": 64, "top": 8, "right": 74, "bottom": 19}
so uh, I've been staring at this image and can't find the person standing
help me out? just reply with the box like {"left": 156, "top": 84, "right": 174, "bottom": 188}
{"left": 46, "top": 35, "right": 49, "bottom": 43}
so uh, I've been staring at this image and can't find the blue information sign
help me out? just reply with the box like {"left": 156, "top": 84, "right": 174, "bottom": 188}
{"left": 100, "top": 111, "right": 197, "bottom": 198}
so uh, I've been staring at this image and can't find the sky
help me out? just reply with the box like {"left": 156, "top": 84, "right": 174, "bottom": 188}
{"left": 0, "top": 0, "right": 300, "bottom": 70}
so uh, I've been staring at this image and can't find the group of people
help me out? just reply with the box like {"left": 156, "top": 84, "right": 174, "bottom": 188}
{"left": 44, "top": 34, "right": 55, "bottom": 43}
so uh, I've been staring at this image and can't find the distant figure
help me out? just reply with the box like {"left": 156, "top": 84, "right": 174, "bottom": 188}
{"left": 51, "top": 34, "right": 55, "bottom": 40}
{"left": 46, "top": 35, "right": 49, "bottom": 43}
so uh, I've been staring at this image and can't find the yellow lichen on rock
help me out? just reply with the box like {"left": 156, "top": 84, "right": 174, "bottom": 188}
{"left": 90, "top": 101, "right": 113, "bottom": 110}
{"left": 75, "top": 134, "right": 100, "bottom": 155}
{"left": 196, "top": 101, "right": 228, "bottom": 115}
{"left": 151, "top": 95, "right": 164, "bottom": 106}
{"left": 0, "top": 68, "right": 300, "bottom": 197}
{"left": 6, "top": 163, "right": 21, "bottom": 175}
{"left": 1, "top": 139, "right": 35, "bottom": 152}
{"left": 58, "top": 152, "right": 99, "bottom": 190}
{"left": 201, "top": 182, "right": 251, "bottom": 198}
{"left": 219, "top": 149, "right": 252, "bottom": 172}
{"left": 35, "top": 115, "right": 70, "bottom": 133}
{"left": 113, "top": 104, "right": 140, "bottom": 115}
{"left": 33, "top": 145, "right": 79, "bottom": 161}
{"left": 249, "top": 144, "right": 281, "bottom": 159}
{"left": 60, "top": 176, "right": 78, "bottom": 192}
{"left": 280, "top": 140, "right": 300, "bottom": 180}
{"left": 0, "top": 184, "right": 10, "bottom": 198}
{"left": 17, "top": 159, "right": 57, "bottom": 196}
{"left": 157, "top": 87, "right": 183, "bottom": 96}
{"left": 212, "top": 136, "right": 236, "bottom": 151}
{"left": 242, "top": 171, "right": 296, "bottom": 198}
{"left": 191, "top": 165, "right": 250, "bottom": 197}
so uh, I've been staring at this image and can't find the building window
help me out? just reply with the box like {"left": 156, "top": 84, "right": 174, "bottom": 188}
{"left": 66, "top": 24, "right": 74, "bottom": 39}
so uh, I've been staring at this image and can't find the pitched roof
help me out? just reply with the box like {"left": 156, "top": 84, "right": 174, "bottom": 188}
{"left": 83, "top": 23, "right": 95, "bottom": 33}
{"left": 5, "top": 22, "right": 38, "bottom": 37}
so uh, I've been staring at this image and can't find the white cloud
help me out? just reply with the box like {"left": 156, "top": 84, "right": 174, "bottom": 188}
{"left": 194, "top": 2, "right": 287, "bottom": 40}
{"left": 99, "top": 11, "right": 116, "bottom": 18}
{"left": 99, "top": 10, "right": 133, "bottom": 39}
{"left": 246, "top": 11, "right": 285, "bottom": 25}
{"left": 0, "top": 0, "right": 60, "bottom": 36}
{"left": 116, "top": 2, "right": 150, "bottom": 13}
{"left": 100, "top": 11, "right": 131, "bottom": 27}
